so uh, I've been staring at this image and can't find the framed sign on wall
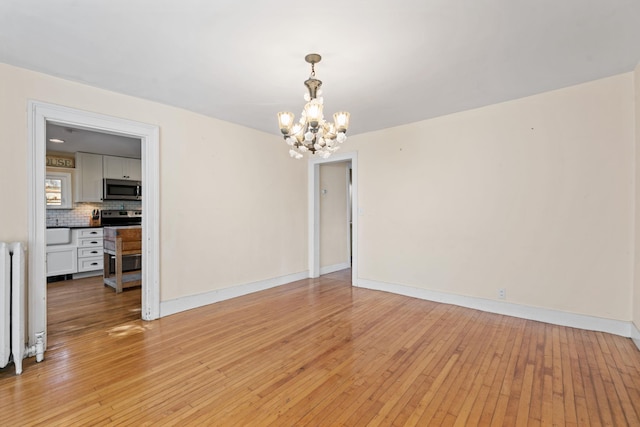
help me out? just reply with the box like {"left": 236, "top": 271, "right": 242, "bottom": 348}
{"left": 46, "top": 155, "right": 75, "bottom": 168}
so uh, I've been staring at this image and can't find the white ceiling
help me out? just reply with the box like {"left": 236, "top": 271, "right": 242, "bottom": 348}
{"left": 46, "top": 123, "right": 141, "bottom": 158}
{"left": 2, "top": 1, "right": 640, "bottom": 137}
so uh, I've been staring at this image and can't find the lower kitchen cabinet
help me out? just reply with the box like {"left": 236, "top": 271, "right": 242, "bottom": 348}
{"left": 46, "top": 227, "right": 104, "bottom": 278}
{"left": 77, "top": 247, "right": 103, "bottom": 272}
{"left": 46, "top": 245, "right": 77, "bottom": 277}
{"left": 74, "top": 228, "right": 104, "bottom": 276}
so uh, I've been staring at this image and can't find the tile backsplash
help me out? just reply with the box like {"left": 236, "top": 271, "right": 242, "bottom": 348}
{"left": 47, "top": 201, "right": 142, "bottom": 227}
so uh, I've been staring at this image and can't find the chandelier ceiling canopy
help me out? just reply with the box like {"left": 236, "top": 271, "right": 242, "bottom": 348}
{"left": 277, "top": 54, "right": 350, "bottom": 159}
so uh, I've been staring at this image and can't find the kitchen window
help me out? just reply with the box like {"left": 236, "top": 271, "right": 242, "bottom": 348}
{"left": 46, "top": 170, "right": 73, "bottom": 209}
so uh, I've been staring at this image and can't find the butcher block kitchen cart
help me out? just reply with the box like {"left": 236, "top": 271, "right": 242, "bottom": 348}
{"left": 103, "top": 226, "right": 142, "bottom": 293}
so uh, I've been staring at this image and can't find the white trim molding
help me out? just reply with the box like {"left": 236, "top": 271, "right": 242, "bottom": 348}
{"left": 28, "top": 101, "right": 161, "bottom": 351}
{"left": 320, "top": 262, "right": 351, "bottom": 276}
{"left": 632, "top": 322, "right": 640, "bottom": 351}
{"left": 357, "top": 278, "right": 634, "bottom": 338}
{"left": 160, "top": 271, "right": 309, "bottom": 317}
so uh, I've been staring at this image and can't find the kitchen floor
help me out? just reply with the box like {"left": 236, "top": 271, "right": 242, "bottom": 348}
{"left": 47, "top": 275, "right": 141, "bottom": 351}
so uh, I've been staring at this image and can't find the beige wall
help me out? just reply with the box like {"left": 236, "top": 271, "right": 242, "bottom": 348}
{"left": 320, "top": 162, "right": 350, "bottom": 268}
{"left": 2, "top": 61, "right": 637, "bottom": 324}
{"left": 347, "top": 73, "right": 635, "bottom": 321}
{"left": 0, "top": 63, "right": 308, "bottom": 302}
{"left": 634, "top": 63, "right": 640, "bottom": 330}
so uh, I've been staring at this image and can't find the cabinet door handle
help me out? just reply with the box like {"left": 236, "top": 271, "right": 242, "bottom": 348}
{"left": 90, "top": 241, "right": 98, "bottom": 244}
{"left": 90, "top": 262, "right": 99, "bottom": 266}
{"left": 91, "top": 251, "right": 98, "bottom": 254}
{"left": 90, "top": 231, "right": 97, "bottom": 234}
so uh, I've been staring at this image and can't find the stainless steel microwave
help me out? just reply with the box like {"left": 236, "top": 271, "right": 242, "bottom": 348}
{"left": 103, "top": 179, "right": 142, "bottom": 201}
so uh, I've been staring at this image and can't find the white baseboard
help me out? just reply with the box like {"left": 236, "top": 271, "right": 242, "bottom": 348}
{"left": 320, "top": 262, "right": 351, "bottom": 275}
{"left": 356, "top": 278, "right": 633, "bottom": 338}
{"left": 632, "top": 322, "right": 640, "bottom": 351}
{"left": 159, "top": 272, "right": 639, "bottom": 349}
{"left": 160, "top": 271, "right": 309, "bottom": 317}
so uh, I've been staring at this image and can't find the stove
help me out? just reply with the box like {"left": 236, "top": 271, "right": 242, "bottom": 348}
{"left": 100, "top": 210, "right": 142, "bottom": 227}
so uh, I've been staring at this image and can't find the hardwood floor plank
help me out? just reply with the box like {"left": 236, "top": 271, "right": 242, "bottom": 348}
{"left": 514, "top": 363, "right": 534, "bottom": 426}
{"left": 428, "top": 313, "right": 499, "bottom": 424}
{"left": 541, "top": 325, "right": 555, "bottom": 426}
{"left": 558, "top": 326, "right": 578, "bottom": 427}
{"left": 287, "top": 303, "right": 452, "bottom": 426}
{"left": 551, "top": 326, "right": 567, "bottom": 426}
{"left": 590, "top": 331, "right": 638, "bottom": 426}
{"left": 572, "top": 328, "right": 599, "bottom": 426}
{"left": 334, "top": 305, "right": 457, "bottom": 425}
{"left": 414, "top": 310, "right": 489, "bottom": 425}
{"left": 582, "top": 330, "right": 615, "bottom": 426}
{"left": 315, "top": 303, "right": 457, "bottom": 426}
{"left": 452, "top": 315, "right": 511, "bottom": 426}
{"left": 526, "top": 321, "right": 545, "bottom": 425}
{"left": 362, "top": 308, "right": 480, "bottom": 426}
{"left": 501, "top": 320, "right": 534, "bottom": 426}
{"left": 478, "top": 320, "right": 525, "bottom": 425}
{"left": 1, "top": 270, "right": 639, "bottom": 425}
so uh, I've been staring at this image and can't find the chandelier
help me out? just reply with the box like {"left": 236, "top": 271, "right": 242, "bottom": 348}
{"left": 277, "top": 54, "right": 350, "bottom": 159}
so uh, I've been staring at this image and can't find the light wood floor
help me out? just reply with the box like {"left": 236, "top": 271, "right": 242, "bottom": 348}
{"left": 45, "top": 275, "right": 142, "bottom": 351}
{"left": 1, "top": 270, "right": 639, "bottom": 426}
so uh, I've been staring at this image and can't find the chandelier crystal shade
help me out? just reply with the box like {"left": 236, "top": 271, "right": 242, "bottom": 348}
{"left": 277, "top": 54, "right": 350, "bottom": 159}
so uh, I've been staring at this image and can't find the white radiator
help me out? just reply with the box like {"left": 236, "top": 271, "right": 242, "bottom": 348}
{"left": 0, "top": 242, "right": 44, "bottom": 375}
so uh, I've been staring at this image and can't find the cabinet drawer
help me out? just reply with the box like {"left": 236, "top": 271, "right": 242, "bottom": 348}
{"left": 78, "top": 247, "right": 103, "bottom": 258}
{"left": 78, "top": 257, "right": 103, "bottom": 272}
{"left": 77, "top": 238, "right": 103, "bottom": 248}
{"left": 77, "top": 228, "right": 103, "bottom": 238}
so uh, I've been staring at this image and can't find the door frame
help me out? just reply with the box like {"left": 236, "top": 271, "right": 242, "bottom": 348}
{"left": 308, "top": 151, "right": 358, "bottom": 285}
{"left": 28, "top": 101, "right": 160, "bottom": 348}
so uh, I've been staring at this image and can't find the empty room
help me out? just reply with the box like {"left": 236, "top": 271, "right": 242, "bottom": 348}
{"left": 1, "top": 1, "right": 640, "bottom": 425}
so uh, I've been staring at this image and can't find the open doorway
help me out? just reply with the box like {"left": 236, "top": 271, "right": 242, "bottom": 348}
{"left": 308, "top": 152, "right": 358, "bottom": 285}
{"left": 318, "top": 161, "right": 352, "bottom": 275}
{"left": 28, "top": 101, "right": 160, "bottom": 352}
{"left": 45, "top": 124, "right": 143, "bottom": 345}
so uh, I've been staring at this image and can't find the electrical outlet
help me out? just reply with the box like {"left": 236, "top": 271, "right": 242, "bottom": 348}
{"left": 498, "top": 288, "right": 506, "bottom": 299}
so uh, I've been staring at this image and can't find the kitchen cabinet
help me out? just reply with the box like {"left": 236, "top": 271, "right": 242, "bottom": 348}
{"left": 75, "top": 153, "right": 142, "bottom": 202}
{"left": 74, "top": 228, "right": 104, "bottom": 274}
{"left": 46, "top": 228, "right": 104, "bottom": 278}
{"left": 103, "top": 155, "right": 141, "bottom": 181}
{"left": 75, "top": 152, "right": 104, "bottom": 202}
{"left": 46, "top": 245, "right": 77, "bottom": 277}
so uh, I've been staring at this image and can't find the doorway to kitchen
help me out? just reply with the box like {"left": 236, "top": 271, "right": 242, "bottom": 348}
{"left": 28, "top": 101, "right": 160, "bottom": 350}
{"left": 45, "top": 123, "right": 143, "bottom": 344}
{"left": 308, "top": 152, "right": 358, "bottom": 286}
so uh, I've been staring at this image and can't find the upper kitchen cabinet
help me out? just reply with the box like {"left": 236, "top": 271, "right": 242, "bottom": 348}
{"left": 103, "top": 155, "right": 141, "bottom": 181}
{"left": 75, "top": 152, "right": 104, "bottom": 202}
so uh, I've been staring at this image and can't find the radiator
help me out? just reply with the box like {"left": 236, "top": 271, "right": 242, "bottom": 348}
{"left": 0, "top": 242, "right": 44, "bottom": 375}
